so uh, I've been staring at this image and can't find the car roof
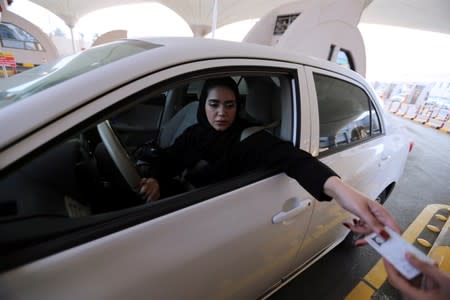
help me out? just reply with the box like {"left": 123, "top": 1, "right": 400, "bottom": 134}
{"left": 0, "top": 37, "right": 363, "bottom": 155}
{"left": 142, "top": 37, "right": 353, "bottom": 74}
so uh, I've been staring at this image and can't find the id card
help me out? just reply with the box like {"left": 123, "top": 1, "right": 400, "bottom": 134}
{"left": 365, "top": 226, "right": 435, "bottom": 280}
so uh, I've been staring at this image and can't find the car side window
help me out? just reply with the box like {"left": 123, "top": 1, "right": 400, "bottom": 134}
{"left": 158, "top": 74, "right": 293, "bottom": 147}
{"left": 313, "top": 73, "right": 381, "bottom": 153}
{"left": 0, "top": 71, "right": 296, "bottom": 268}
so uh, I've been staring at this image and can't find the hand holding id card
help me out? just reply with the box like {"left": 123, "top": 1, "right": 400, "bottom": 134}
{"left": 365, "top": 226, "right": 435, "bottom": 280}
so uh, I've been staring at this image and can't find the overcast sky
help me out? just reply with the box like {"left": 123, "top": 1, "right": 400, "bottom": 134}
{"left": 9, "top": 0, "right": 450, "bottom": 83}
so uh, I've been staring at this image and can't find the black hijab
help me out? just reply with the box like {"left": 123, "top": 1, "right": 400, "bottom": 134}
{"left": 155, "top": 77, "right": 255, "bottom": 187}
{"left": 196, "top": 77, "right": 244, "bottom": 131}
{"left": 188, "top": 77, "right": 251, "bottom": 162}
{"left": 139, "top": 77, "right": 250, "bottom": 187}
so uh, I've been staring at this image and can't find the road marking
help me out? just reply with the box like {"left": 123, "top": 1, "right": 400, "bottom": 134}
{"left": 428, "top": 219, "right": 450, "bottom": 272}
{"left": 363, "top": 260, "right": 386, "bottom": 289}
{"left": 426, "top": 224, "right": 440, "bottom": 233}
{"left": 345, "top": 204, "right": 450, "bottom": 300}
{"left": 417, "top": 238, "right": 432, "bottom": 248}
{"left": 345, "top": 281, "right": 374, "bottom": 299}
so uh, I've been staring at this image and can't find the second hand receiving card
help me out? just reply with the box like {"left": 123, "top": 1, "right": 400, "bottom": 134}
{"left": 365, "top": 226, "right": 435, "bottom": 280}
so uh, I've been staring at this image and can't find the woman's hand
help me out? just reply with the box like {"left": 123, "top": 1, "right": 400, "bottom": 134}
{"left": 139, "top": 177, "right": 160, "bottom": 202}
{"left": 324, "top": 176, "right": 400, "bottom": 243}
{"left": 384, "top": 252, "right": 450, "bottom": 300}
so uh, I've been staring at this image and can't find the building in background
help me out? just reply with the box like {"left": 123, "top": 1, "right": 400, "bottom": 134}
{"left": 428, "top": 80, "right": 450, "bottom": 106}
{"left": 0, "top": 0, "right": 58, "bottom": 76}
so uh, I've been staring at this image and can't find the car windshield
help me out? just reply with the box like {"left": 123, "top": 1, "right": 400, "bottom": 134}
{"left": 0, "top": 39, "right": 161, "bottom": 108}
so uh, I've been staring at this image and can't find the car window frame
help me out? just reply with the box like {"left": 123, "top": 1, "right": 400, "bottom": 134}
{"left": 304, "top": 66, "right": 384, "bottom": 158}
{"left": 0, "top": 62, "right": 302, "bottom": 271}
{"left": 313, "top": 72, "right": 376, "bottom": 150}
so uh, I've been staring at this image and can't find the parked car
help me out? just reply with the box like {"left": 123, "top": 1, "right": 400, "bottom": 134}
{"left": 0, "top": 37, "right": 410, "bottom": 300}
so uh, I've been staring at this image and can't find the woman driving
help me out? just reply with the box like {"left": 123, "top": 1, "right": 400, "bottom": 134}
{"left": 139, "top": 76, "right": 399, "bottom": 240}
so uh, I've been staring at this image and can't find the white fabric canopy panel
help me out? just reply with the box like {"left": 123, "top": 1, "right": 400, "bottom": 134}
{"left": 361, "top": 0, "right": 450, "bottom": 34}
{"left": 27, "top": 0, "right": 450, "bottom": 35}
{"left": 29, "top": 0, "right": 295, "bottom": 33}
{"left": 29, "top": 0, "right": 147, "bottom": 27}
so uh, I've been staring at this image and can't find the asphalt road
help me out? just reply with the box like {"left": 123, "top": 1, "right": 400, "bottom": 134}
{"left": 269, "top": 114, "right": 450, "bottom": 300}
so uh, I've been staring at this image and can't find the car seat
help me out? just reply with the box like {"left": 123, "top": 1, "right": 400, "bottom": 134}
{"left": 159, "top": 101, "right": 199, "bottom": 148}
{"left": 240, "top": 76, "right": 284, "bottom": 141}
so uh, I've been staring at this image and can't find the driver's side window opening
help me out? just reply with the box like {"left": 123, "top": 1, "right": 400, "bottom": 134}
{"left": 153, "top": 74, "right": 294, "bottom": 149}
{"left": 0, "top": 71, "right": 295, "bottom": 261}
{"left": 313, "top": 73, "right": 382, "bottom": 154}
{"left": 1, "top": 73, "right": 294, "bottom": 218}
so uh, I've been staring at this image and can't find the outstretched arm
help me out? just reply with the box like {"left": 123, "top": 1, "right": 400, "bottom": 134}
{"left": 324, "top": 176, "right": 400, "bottom": 238}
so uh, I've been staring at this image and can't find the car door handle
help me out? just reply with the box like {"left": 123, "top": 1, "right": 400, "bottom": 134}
{"left": 272, "top": 199, "right": 312, "bottom": 224}
{"left": 381, "top": 155, "right": 391, "bottom": 161}
{"left": 378, "top": 154, "right": 391, "bottom": 167}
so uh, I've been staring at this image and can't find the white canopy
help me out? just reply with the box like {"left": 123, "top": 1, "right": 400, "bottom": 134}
{"left": 28, "top": 0, "right": 294, "bottom": 32}
{"left": 27, "top": 0, "right": 450, "bottom": 35}
{"left": 361, "top": 0, "right": 450, "bottom": 34}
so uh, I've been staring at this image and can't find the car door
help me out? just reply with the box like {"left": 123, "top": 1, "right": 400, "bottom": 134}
{"left": 294, "top": 66, "right": 390, "bottom": 263}
{"left": 306, "top": 67, "right": 388, "bottom": 197}
{"left": 0, "top": 60, "right": 315, "bottom": 300}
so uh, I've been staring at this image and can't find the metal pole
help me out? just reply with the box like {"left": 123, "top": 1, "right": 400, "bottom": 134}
{"left": 69, "top": 26, "right": 76, "bottom": 53}
{"left": 0, "top": 0, "right": 8, "bottom": 15}
{"left": 211, "top": 0, "right": 218, "bottom": 38}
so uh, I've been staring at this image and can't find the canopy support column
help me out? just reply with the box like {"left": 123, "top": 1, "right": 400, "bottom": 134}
{"left": 211, "top": 0, "right": 218, "bottom": 38}
{"left": 69, "top": 26, "right": 76, "bottom": 53}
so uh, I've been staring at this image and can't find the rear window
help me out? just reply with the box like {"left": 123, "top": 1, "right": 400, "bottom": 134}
{"left": 0, "top": 40, "right": 161, "bottom": 108}
{"left": 313, "top": 73, "right": 382, "bottom": 153}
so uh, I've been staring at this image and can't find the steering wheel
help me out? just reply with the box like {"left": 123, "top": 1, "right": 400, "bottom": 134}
{"left": 97, "top": 121, "right": 141, "bottom": 192}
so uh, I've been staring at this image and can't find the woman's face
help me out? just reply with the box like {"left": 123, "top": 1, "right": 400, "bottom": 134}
{"left": 205, "top": 85, "right": 237, "bottom": 131}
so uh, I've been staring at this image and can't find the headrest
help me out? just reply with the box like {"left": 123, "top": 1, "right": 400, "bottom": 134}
{"left": 159, "top": 101, "right": 199, "bottom": 148}
{"left": 244, "top": 77, "right": 281, "bottom": 124}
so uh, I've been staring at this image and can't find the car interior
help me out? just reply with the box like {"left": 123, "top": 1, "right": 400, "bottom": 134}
{"left": 0, "top": 74, "right": 294, "bottom": 259}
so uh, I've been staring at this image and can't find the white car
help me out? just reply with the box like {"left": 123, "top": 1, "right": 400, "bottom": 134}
{"left": 0, "top": 38, "right": 410, "bottom": 300}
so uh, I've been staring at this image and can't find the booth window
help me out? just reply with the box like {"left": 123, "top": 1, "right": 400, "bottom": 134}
{"left": 0, "top": 22, "right": 44, "bottom": 51}
{"left": 336, "top": 49, "right": 355, "bottom": 71}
